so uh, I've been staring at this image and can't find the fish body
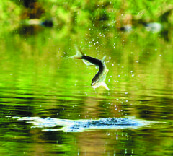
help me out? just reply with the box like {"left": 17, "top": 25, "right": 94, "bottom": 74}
{"left": 72, "top": 47, "right": 109, "bottom": 90}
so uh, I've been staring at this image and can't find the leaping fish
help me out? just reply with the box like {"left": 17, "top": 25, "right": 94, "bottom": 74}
{"left": 71, "top": 47, "right": 109, "bottom": 90}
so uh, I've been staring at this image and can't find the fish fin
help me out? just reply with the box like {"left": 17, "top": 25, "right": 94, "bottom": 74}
{"left": 99, "top": 82, "right": 109, "bottom": 90}
{"left": 74, "top": 46, "right": 85, "bottom": 59}
{"left": 103, "top": 82, "right": 110, "bottom": 90}
{"left": 92, "top": 81, "right": 110, "bottom": 90}
{"left": 102, "top": 56, "right": 106, "bottom": 63}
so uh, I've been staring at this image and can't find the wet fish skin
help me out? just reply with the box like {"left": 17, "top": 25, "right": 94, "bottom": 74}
{"left": 72, "top": 47, "right": 109, "bottom": 90}
{"left": 81, "top": 55, "right": 105, "bottom": 85}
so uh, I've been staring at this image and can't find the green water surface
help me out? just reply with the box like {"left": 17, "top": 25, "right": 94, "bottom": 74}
{"left": 0, "top": 1, "right": 173, "bottom": 155}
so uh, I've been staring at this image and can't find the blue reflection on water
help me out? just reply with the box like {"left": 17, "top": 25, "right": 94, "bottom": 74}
{"left": 13, "top": 116, "right": 153, "bottom": 132}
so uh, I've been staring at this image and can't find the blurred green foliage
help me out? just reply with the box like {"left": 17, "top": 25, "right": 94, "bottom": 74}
{"left": 0, "top": 0, "right": 172, "bottom": 32}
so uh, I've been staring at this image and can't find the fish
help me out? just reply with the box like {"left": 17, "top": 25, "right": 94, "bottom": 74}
{"left": 71, "top": 46, "right": 109, "bottom": 90}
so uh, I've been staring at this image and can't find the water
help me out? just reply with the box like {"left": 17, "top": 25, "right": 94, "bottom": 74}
{"left": 0, "top": 23, "right": 173, "bottom": 156}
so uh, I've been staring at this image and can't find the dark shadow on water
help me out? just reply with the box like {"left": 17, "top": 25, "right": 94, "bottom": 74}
{"left": 137, "top": 97, "right": 173, "bottom": 121}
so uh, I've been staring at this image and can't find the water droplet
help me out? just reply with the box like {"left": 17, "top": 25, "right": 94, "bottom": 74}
{"left": 107, "top": 133, "right": 110, "bottom": 136}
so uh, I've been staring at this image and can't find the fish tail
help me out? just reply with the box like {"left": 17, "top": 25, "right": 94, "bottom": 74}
{"left": 74, "top": 46, "right": 83, "bottom": 59}
{"left": 71, "top": 46, "right": 84, "bottom": 59}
